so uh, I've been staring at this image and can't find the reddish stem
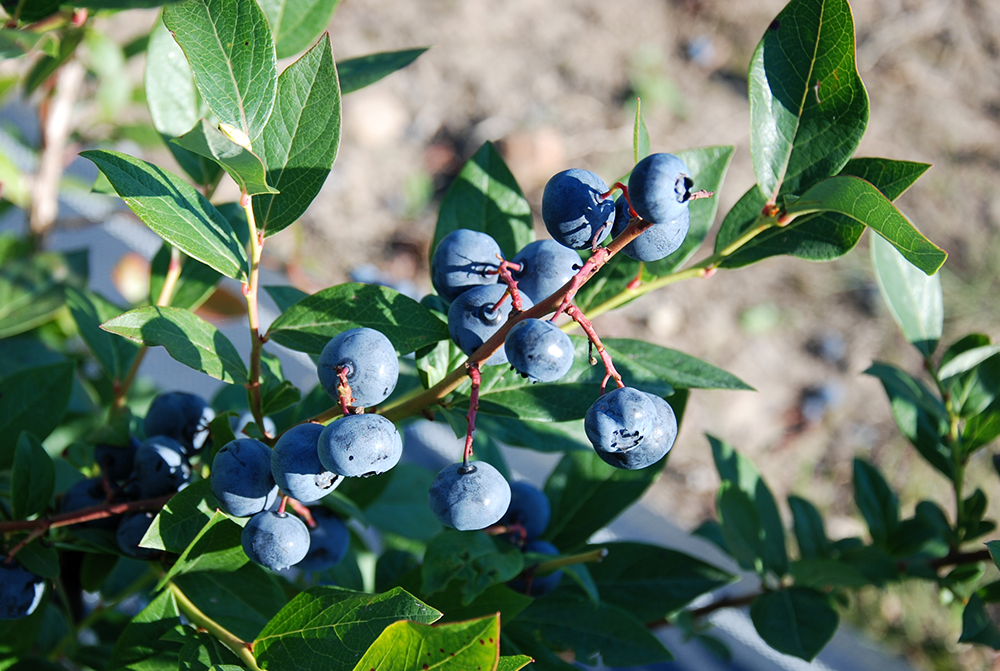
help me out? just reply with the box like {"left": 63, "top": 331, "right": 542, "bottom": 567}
{"left": 626, "top": 262, "right": 644, "bottom": 291}
{"left": 288, "top": 499, "right": 316, "bottom": 528}
{"left": 277, "top": 495, "right": 288, "bottom": 516}
{"left": 688, "top": 189, "right": 715, "bottom": 202}
{"left": 483, "top": 522, "right": 528, "bottom": 543}
{"left": 337, "top": 366, "right": 355, "bottom": 415}
{"left": 0, "top": 493, "right": 173, "bottom": 534}
{"left": 463, "top": 363, "right": 482, "bottom": 465}
{"left": 565, "top": 303, "right": 623, "bottom": 393}
{"left": 495, "top": 258, "right": 524, "bottom": 312}
{"left": 4, "top": 526, "right": 47, "bottom": 561}
{"left": 603, "top": 182, "right": 637, "bottom": 218}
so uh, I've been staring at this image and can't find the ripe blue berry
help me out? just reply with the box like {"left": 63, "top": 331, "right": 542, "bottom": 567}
{"left": 447, "top": 284, "right": 533, "bottom": 366}
{"left": 542, "top": 169, "right": 615, "bottom": 249}
{"left": 133, "top": 436, "right": 191, "bottom": 498}
{"left": 116, "top": 512, "right": 158, "bottom": 559}
{"left": 271, "top": 423, "right": 341, "bottom": 503}
{"left": 510, "top": 240, "right": 581, "bottom": 304}
{"left": 584, "top": 387, "right": 657, "bottom": 455}
{"left": 0, "top": 558, "right": 44, "bottom": 620}
{"left": 241, "top": 511, "right": 310, "bottom": 571}
{"left": 628, "top": 153, "right": 693, "bottom": 225}
{"left": 428, "top": 461, "right": 511, "bottom": 531}
{"left": 95, "top": 437, "right": 139, "bottom": 482}
{"left": 499, "top": 481, "right": 551, "bottom": 540}
{"left": 431, "top": 229, "right": 502, "bottom": 301}
{"left": 317, "top": 328, "right": 399, "bottom": 408}
{"left": 317, "top": 414, "right": 402, "bottom": 478}
{"left": 211, "top": 439, "right": 279, "bottom": 517}
{"left": 595, "top": 393, "right": 677, "bottom": 470}
{"left": 507, "top": 540, "right": 563, "bottom": 597}
{"left": 504, "top": 319, "right": 574, "bottom": 383}
{"left": 297, "top": 507, "right": 351, "bottom": 572}
{"left": 611, "top": 196, "right": 691, "bottom": 262}
{"left": 143, "top": 391, "right": 214, "bottom": 454}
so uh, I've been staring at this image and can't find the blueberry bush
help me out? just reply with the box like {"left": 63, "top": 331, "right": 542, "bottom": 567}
{"left": 1, "top": 0, "right": 998, "bottom": 668}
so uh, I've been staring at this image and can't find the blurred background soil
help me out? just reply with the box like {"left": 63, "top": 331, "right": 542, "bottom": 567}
{"left": 9, "top": 0, "right": 1000, "bottom": 667}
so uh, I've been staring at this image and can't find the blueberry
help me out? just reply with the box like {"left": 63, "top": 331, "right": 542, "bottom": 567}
{"left": 116, "top": 512, "right": 158, "bottom": 559}
{"left": 510, "top": 240, "right": 581, "bottom": 304}
{"left": 317, "top": 414, "right": 402, "bottom": 478}
{"left": 211, "top": 439, "right": 279, "bottom": 517}
{"left": 428, "top": 461, "right": 511, "bottom": 531}
{"left": 584, "top": 387, "right": 657, "bottom": 455}
{"left": 595, "top": 393, "right": 677, "bottom": 470}
{"left": 541, "top": 169, "right": 615, "bottom": 249}
{"left": 611, "top": 195, "right": 691, "bottom": 262}
{"left": 499, "top": 481, "right": 551, "bottom": 540}
{"left": 317, "top": 328, "right": 399, "bottom": 408}
{"left": 241, "top": 511, "right": 310, "bottom": 571}
{"left": 507, "top": 539, "right": 562, "bottom": 597}
{"left": 628, "top": 153, "right": 693, "bottom": 224}
{"left": 271, "top": 423, "right": 341, "bottom": 503}
{"left": 143, "top": 392, "right": 214, "bottom": 454}
{"left": 232, "top": 411, "right": 276, "bottom": 440}
{"left": 504, "top": 319, "right": 574, "bottom": 383}
{"left": 94, "top": 437, "right": 139, "bottom": 482}
{"left": 447, "top": 284, "right": 533, "bottom": 366}
{"left": 133, "top": 436, "right": 192, "bottom": 499}
{"left": 0, "top": 558, "right": 44, "bottom": 620}
{"left": 296, "top": 507, "right": 351, "bottom": 572}
{"left": 60, "top": 477, "right": 117, "bottom": 529}
{"left": 431, "top": 229, "right": 502, "bottom": 301}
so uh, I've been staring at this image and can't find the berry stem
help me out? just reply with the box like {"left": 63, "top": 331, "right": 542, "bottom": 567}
{"left": 535, "top": 547, "right": 608, "bottom": 574}
{"left": 4, "top": 526, "right": 47, "bottom": 561}
{"left": 242, "top": 192, "right": 267, "bottom": 437}
{"left": 604, "top": 182, "right": 637, "bottom": 218}
{"left": 337, "top": 366, "right": 356, "bottom": 415}
{"left": 564, "top": 303, "right": 623, "bottom": 392}
{"left": 482, "top": 522, "right": 528, "bottom": 541}
{"left": 277, "top": 495, "right": 288, "bottom": 515}
{"left": 0, "top": 493, "right": 173, "bottom": 534}
{"left": 288, "top": 499, "right": 316, "bottom": 528}
{"left": 495, "top": 258, "right": 524, "bottom": 312}
{"left": 167, "top": 582, "right": 262, "bottom": 670}
{"left": 462, "top": 362, "right": 482, "bottom": 466}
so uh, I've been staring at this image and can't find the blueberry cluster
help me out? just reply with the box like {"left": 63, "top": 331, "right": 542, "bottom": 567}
{"left": 500, "top": 482, "right": 563, "bottom": 597}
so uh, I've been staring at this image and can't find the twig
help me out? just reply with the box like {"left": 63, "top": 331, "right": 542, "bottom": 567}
{"left": 463, "top": 362, "right": 481, "bottom": 465}
{"left": 337, "top": 366, "right": 356, "bottom": 415}
{"left": 167, "top": 582, "right": 261, "bottom": 670}
{"left": 927, "top": 548, "right": 992, "bottom": 570}
{"left": 564, "top": 303, "right": 623, "bottom": 392}
{"left": 242, "top": 193, "right": 266, "bottom": 435}
{"left": 645, "top": 591, "right": 762, "bottom": 629}
{"left": 493, "top": 258, "right": 524, "bottom": 312}
{"left": 0, "top": 493, "right": 173, "bottom": 534}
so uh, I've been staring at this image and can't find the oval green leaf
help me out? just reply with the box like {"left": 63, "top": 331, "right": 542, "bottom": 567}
{"left": 172, "top": 119, "right": 278, "bottom": 196}
{"left": 259, "top": 0, "right": 340, "bottom": 59}
{"left": 749, "top": 587, "right": 839, "bottom": 661}
{"left": 338, "top": 47, "right": 428, "bottom": 95}
{"left": 12, "top": 432, "right": 55, "bottom": 520}
{"left": 351, "top": 614, "right": 500, "bottom": 671}
{"left": 871, "top": 231, "right": 943, "bottom": 357}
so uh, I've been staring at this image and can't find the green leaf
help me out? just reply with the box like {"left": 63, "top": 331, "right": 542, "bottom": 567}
{"left": 788, "top": 495, "right": 829, "bottom": 560}
{"left": 633, "top": 98, "right": 650, "bottom": 165}
{"left": 351, "top": 614, "right": 500, "bottom": 671}
{"left": 852, "top": 458, "right": 899, "bottom": 548}
{"left": 25, "top": 29, "right": 84, "bottom": 94}
{"left": 337, "top": 47, "right": 428, "bottom": 95}
{"left": 415, "top": 338, "right": 465, "bottom": 390}
{"left": 943, "top": 353, "right": 1000, "bottom": 422}
{"left": 0, "top": 249, "right": 88, "bottom": 338}
{"left": 156, "top": 512, "right": 247, "bottom": 589}
{"left": 710, "top": 436, "right": 787, "bottom": 575}
{"left": 588, "top": 542, "right": 734, "bottom": 622}
{"left": 81, "top": 150, "right": 248, "bottom": 281}
{"left": 254, "top": 34, "right": 341, "bottom": 237}
{"left": 475, "top": 415, "right": 589, "bottom": 453}
{"left": 173, "top": 120, "right": 278, "bottom": 196}
{"left": 960, "top": 593, "right": 1000, "bottom": 649}
{"left": 790, "top": 558, "right": 869, "bottom": 589}
{"left": 864, "top": 362, "right": 953, "bottom": 478}
{"left": 142, "top": 480, "right": 220, "bottom": 553}
{"left": 433, "top": 141, "right": 534, "bottom": 260}
{"left": 512, "top": 591, "right": 672, "bottom": 667}
{"left": 871, "top": 232, "right": 943, "bottom": 356}
{"left": 716, "top": 483, "right": 764, "bottom": 572}
{"left": 149, "top": 244, "right": 222, "bottom": 311}
{"left": 259, "top": 0, "right": 340, "bottom": 59}
{"left": 101, "top": 306, "right": 248, "bottom": 385}
{"left": 422, "top": 530, "right": 524, "bottom": 605}
{"left": 253, "top": 586, "right": 441, "bottom": 670}
{"left": 749, "top": 588, "right": 839, "bottom": 661}
{"left": 545, "top": 450, "right": 665, "bottom": 551}
{"left": 258, "top": 351, "right": 301, "bottom": 416}
{"left": 940, "top": 342, "right": 1000, "bottom": 380}
{"left": 473, "top": 383, "right": 597, "bottom": 422}
{"left": 66, "top": 288, "right": 140, "bottom": 382}
{"left": 718, "top": 158, "right": 929, "bottom": 267}
{"left": 748, "top": 0, "right": 868, "bottom": 200}
{"left": 176, "top": 630, "right": 243, "bottom": 671}
{"left": 107, "top": 589, "right": 183, "bottom": 671}
{"left": 0, "top": 361, "right": 74, "bottom": 468}
{"left": 14, "top": 540, "right": 59, "bottom": 580}
{"left": 174, "top": 566, "right": 286, "bottom": 641}
{"left": 783, "top": 176, "right": 946, "bottom": 274}
{"left": 497, "top": 655, "right": 534, "bottom": 671}
{"left": 265, "top": 283, "right": 450, "bottom": 356}
{"left": 11, "top": 432, "right": 54, "bottom": 520}
{"left": 363, "top": 464, "right": 442, "bottom": 541}
{"left": 263, "top": 284, "right": 308, "bottom": 312}
{"left": 605, "top": 339, "right": 751, "bottom": 391}
{"left": 145, "top": 17, "right": 221, "bottom": 188}
{"left": 162, "top": 0, "right": 278, "bottom": 142}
